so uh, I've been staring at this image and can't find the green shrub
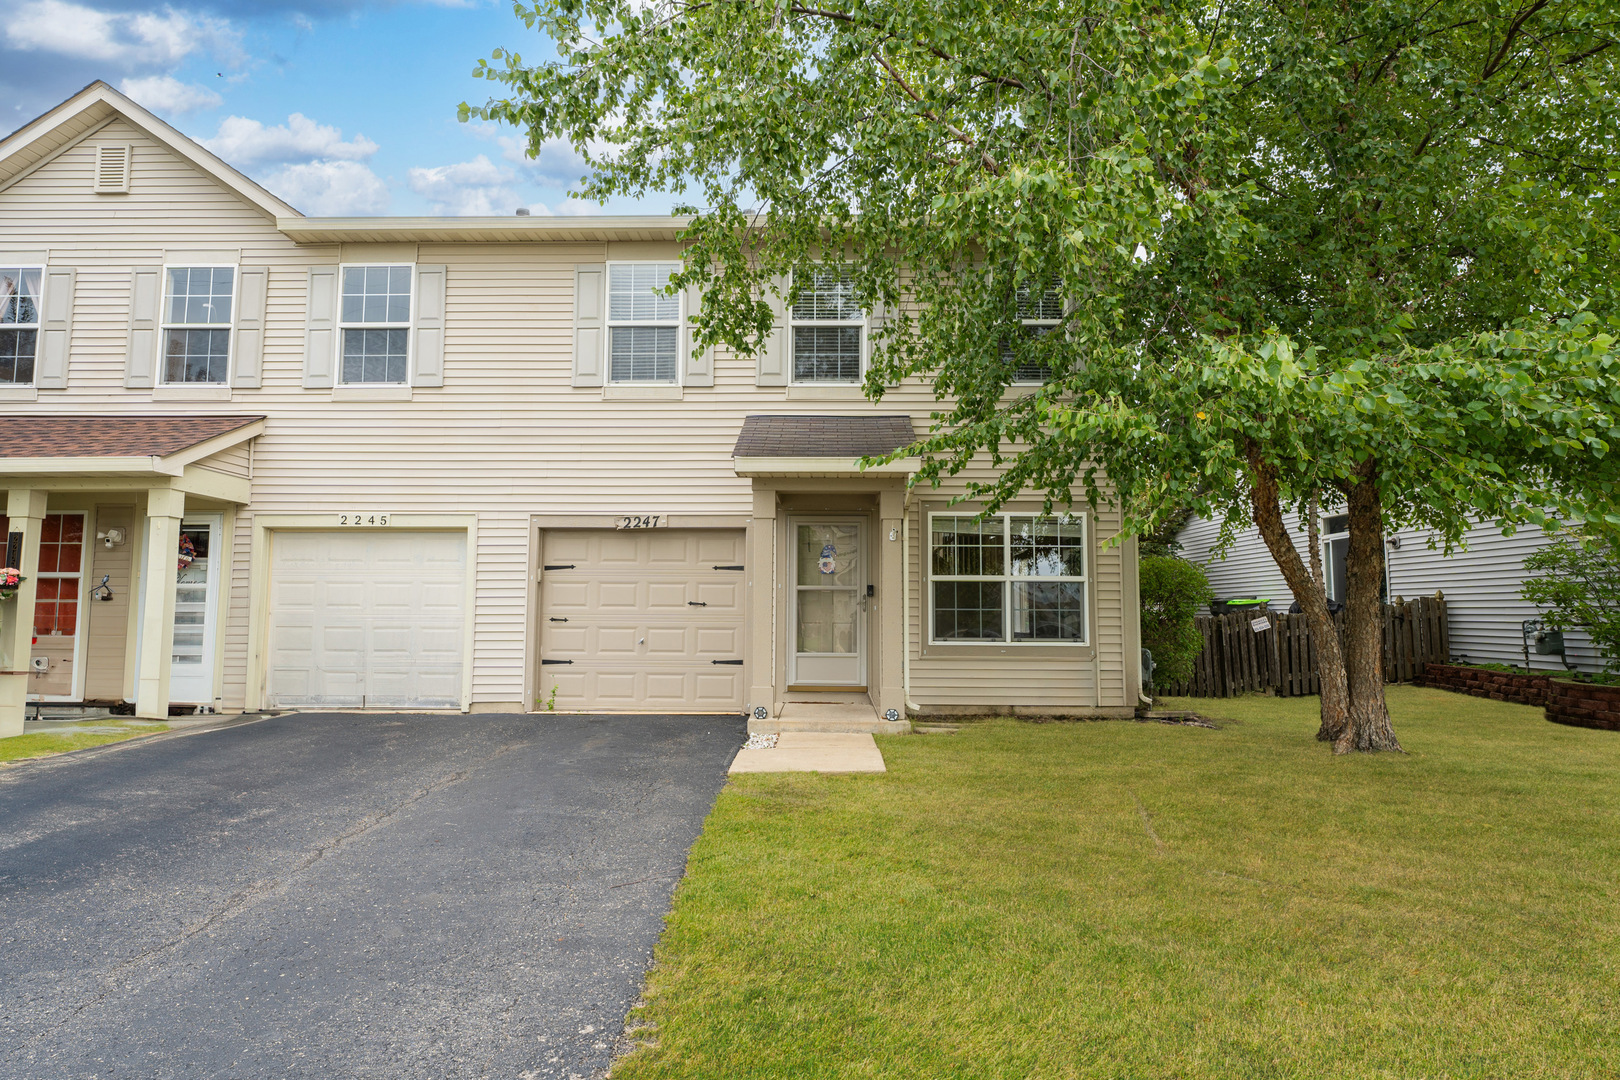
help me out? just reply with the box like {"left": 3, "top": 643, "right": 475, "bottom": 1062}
{"left": 1140, "top": 554, "right": 1215, "bottom": 687}
{"left": 1523, "top": 526, "right": 1620, "bottom": 673}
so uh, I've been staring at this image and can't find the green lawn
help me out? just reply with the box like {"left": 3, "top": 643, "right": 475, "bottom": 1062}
{"left": 0, "top": 719, "right": 168, "bottom": 764}
{"left": 615, "top": 687, "right": 1619, "bottom": 1079}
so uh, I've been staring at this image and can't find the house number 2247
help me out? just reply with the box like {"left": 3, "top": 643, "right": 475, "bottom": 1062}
{"left": 338, "top": 513, "right": 391, "bottom": 526}
{"left": 616, "top": 515, "right": 665, "bottom": 529}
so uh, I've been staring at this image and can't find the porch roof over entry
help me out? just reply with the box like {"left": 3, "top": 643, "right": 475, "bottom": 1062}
{"left": 0, "top": 415, "right": 265, "bottom": 500}
{"left": 731, "top": 414, "right": 918, "bottom": 477}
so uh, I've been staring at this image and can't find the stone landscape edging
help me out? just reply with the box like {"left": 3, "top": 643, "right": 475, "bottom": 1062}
{"left": 1418, "top": 662, "right": 1620, "bottom": 732}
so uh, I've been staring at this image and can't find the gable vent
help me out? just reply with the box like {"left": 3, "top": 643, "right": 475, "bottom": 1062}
{"left": 94, "top": 143, "right": 132, "bottom": 193}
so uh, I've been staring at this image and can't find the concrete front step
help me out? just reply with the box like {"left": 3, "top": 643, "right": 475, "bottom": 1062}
{"left": 28, "top": 706, "right": 115, "bottom": 721}
{"left": 749, "top": 702, "right": 911, "bottom": 735}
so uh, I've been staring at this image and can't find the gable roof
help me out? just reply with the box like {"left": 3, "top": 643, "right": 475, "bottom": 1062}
{"left": 0, "top": 81, "right": 301, "bottom": 219}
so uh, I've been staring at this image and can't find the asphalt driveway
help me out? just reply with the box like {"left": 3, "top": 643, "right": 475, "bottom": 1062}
{"left": 0, "top": 712, "right": 745, "bottom": 1079}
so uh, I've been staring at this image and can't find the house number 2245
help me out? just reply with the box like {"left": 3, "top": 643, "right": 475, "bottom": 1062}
{"left": 338, "top": 513, "right": 391, "bottom": 526}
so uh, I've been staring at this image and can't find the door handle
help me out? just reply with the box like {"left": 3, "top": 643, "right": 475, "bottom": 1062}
{"left": 688, "top": 600, "right": 707, "bottom": 607}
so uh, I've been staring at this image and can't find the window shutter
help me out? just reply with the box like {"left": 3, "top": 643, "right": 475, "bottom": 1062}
{"left": 303, "top": 267, "right": 339, "bottom": 388}
{"left": 572, "top": 264, "right": 605, "bottom": 388}
{"left": 232, "top": 267, "right": 268, "bottom": 388}
{"left": 682, "top": 281, "right": 713, "bottom": 387}
{"left": 94, "top": 144, "right": 132, "bottom": 193}
{"left": 412, "top": 264, "right": 447, "bottom": 387}
{"left": 755, "top": 275, "right": 789, "bottom": 386}
{"left": 124, "top": 266, "right": 160, "bottom": 388}
{"left": 35, "top": 267, "right": 75, "bottom": 389}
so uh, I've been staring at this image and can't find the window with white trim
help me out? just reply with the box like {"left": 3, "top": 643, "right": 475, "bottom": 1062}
{"left": 340, "top": 265, "right": 412, "bottom": 384}
{"left": 162, "top": 266, "right": 235, "bottom": 384}
{"left": 1005, "top": 279, "right": 1062, "bottom": 384}
{"left": 791, "top": 265, "right": 863, "bottom": 383}
{"left": 930, "top": 512, "right": 1087, "bottom": 643}
{"left": 607, "top": 261, "right": 680, "bottom": 383}
{"left": 0, "top": 267, "right": 42, "bottom": 385}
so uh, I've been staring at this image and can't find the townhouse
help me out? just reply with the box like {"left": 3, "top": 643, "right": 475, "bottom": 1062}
{"left": 0, "top": 82, "right": 1143, "bottom": 735}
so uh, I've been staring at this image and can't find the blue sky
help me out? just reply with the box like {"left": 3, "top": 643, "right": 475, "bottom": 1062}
{"left": 1, "top": 0, "right": 673, "bottom": 217}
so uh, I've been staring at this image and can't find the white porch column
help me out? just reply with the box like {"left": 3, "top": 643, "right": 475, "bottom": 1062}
{"left": 875, "top": 486, "right": 906, "bottom": 721}
{"left": 135, "top": 487, "right": 185, "bottom": 720}
{"left": 0, "top": 489, "right": 48, "bottom": 738}
{"left": 746, "top": 487, "right": 777, "bottom": 717}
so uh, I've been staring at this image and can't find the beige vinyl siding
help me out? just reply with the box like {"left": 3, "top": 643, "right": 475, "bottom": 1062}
{"left": 81, "top": 504, "right": 135, "bottom": 699}
{"left": 474, "top": 514, "right": 530, "bottom": 706}
{"left": 196, "top": 442, "right": 252, "bottom": 479}
{"left": 3, "top": 117, "right": 1139, "bottom": 711}
{"left": 221, "top": 510, "right": 255, "bottom": 707}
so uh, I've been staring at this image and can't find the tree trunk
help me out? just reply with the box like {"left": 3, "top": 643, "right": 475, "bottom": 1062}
{"left": 1337, "top": 461, "right": 1403, "bottom": 754}
{"left": 1244, "top": 443, "right": 1349, "bottom": 743}
{"left": 1305, "top": 492, "right": 1332, "bottom": 741}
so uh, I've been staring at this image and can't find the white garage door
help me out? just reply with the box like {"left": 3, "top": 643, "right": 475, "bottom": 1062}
{"left": 267, "top": 530, "right": 467, "bottom": 709}
{"left": 541, "top": 529, "right": 746, "bottom": 712}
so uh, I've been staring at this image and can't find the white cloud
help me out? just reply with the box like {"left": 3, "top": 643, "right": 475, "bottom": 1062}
{"left": 119, "top": 75, "right": 221, "bottom": 116}
{"left": 499, "top": 134, "right": 594, "bottom": 186}
{"left": 202, "top": 113, "right": 379, "bottom": 168}
{"left": 407, "top": 155, "right": 520, "bottom": 216}
{"left": 262, "top": 160, "right": 389, "bottom": 216}
{"left": 9, "top": 0, "right": 239, "bottom": 68}
{"left": 525, "top": 197, "right": 601, "bottom": 217}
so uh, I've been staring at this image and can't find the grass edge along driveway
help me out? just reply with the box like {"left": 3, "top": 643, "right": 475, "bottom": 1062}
{"left": 611, "top": 687, "right": 1618, "bottom": 1079}
{"left": 0, "top": 719, "right": 169, "bottom": 765}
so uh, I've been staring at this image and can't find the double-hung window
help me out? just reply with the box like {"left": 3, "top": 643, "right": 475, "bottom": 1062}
{"left": 1006, "top": 279, "right": 1062, "bottom": 384}
{"left": 0, "top": 267, "right": 41, "bottom": 385}
{"left": 162, "top": 266, "right": 234, "bottom": 384}
{"left": 791, "top": 266, "right": 863, "bottom": 383}
{"left": 607, "top": 262, "right": 680, "bottom": 383}
{"left": 930, "top": 512, "right": 1087, "bottom": 644}
{"left": 340, "top": 265, "right": 412, "bottom": 384}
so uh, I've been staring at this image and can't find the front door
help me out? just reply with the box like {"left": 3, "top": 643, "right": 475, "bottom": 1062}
{"left": 789, "top": 519, "right": 866, "bottom": 688}
{"left": 169, "top": 516, "right": 221, "bottom": 704}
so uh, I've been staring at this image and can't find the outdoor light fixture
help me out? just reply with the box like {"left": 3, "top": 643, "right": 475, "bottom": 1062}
{"left": 884, "top": 708, "right": 900, "bottom": 722}
{"left": 753, "top": 706, "right": 769, "bottom": 720}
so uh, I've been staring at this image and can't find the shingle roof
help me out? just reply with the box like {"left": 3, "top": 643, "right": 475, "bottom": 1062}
{"left": 0, "top": 415, "right": 264, "bottom": 458}
{"left": 732, "top": 414, "right": 915, "bottom": 458}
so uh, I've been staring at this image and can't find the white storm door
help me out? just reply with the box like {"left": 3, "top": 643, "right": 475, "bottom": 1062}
{"left": 169, "top": 515, "right": 222, "bottom": 704}
{"left": 789, "top": 519, "right": 866, "bottom": 687}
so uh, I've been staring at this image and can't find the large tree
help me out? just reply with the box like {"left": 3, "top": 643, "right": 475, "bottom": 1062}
{"left": 470, "top": 0, "right": 1620, "bottom": 751}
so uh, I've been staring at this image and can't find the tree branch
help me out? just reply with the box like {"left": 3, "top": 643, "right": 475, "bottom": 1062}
{"left": 872, "top": 50, "right": 1003, "bottom": 175}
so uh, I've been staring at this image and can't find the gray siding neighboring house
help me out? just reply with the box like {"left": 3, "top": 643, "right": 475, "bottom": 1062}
{"left": 1176, "top": 513, "right": 1602, "bottom": 674}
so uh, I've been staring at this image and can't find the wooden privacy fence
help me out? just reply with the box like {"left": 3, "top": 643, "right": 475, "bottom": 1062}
{"left": 1158, "top": 596, "right": 1450, "bottom": 698}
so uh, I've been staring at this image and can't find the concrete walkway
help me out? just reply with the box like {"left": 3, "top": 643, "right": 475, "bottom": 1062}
{"left": 729, "top": 731, "right": 887, "bottom": 774}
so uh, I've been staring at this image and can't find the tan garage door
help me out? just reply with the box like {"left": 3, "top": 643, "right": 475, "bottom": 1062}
{"left": 540, "top": 529, "right": 746, "bottom": 712}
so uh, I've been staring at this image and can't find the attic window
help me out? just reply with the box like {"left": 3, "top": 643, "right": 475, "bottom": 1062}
{"left": 94, "top": 144, "right": 132, "bottom": 193}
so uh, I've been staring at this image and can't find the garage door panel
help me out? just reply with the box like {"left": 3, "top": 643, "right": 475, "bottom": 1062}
{"left": 646, "top": 582, "right": 689, "bottom": 610}
{"left": 540, "top": 528, "right": 745, "bottom": 712}
{"left": 267, "top": 530, "right": 467, "bottom": 710}
{"left": 696, "top": 532, "right": 746, "bottom": 562}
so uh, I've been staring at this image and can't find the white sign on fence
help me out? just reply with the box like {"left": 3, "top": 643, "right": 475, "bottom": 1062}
{"left": 1251, "top": 616, "right": 1272, "bottom": 633}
